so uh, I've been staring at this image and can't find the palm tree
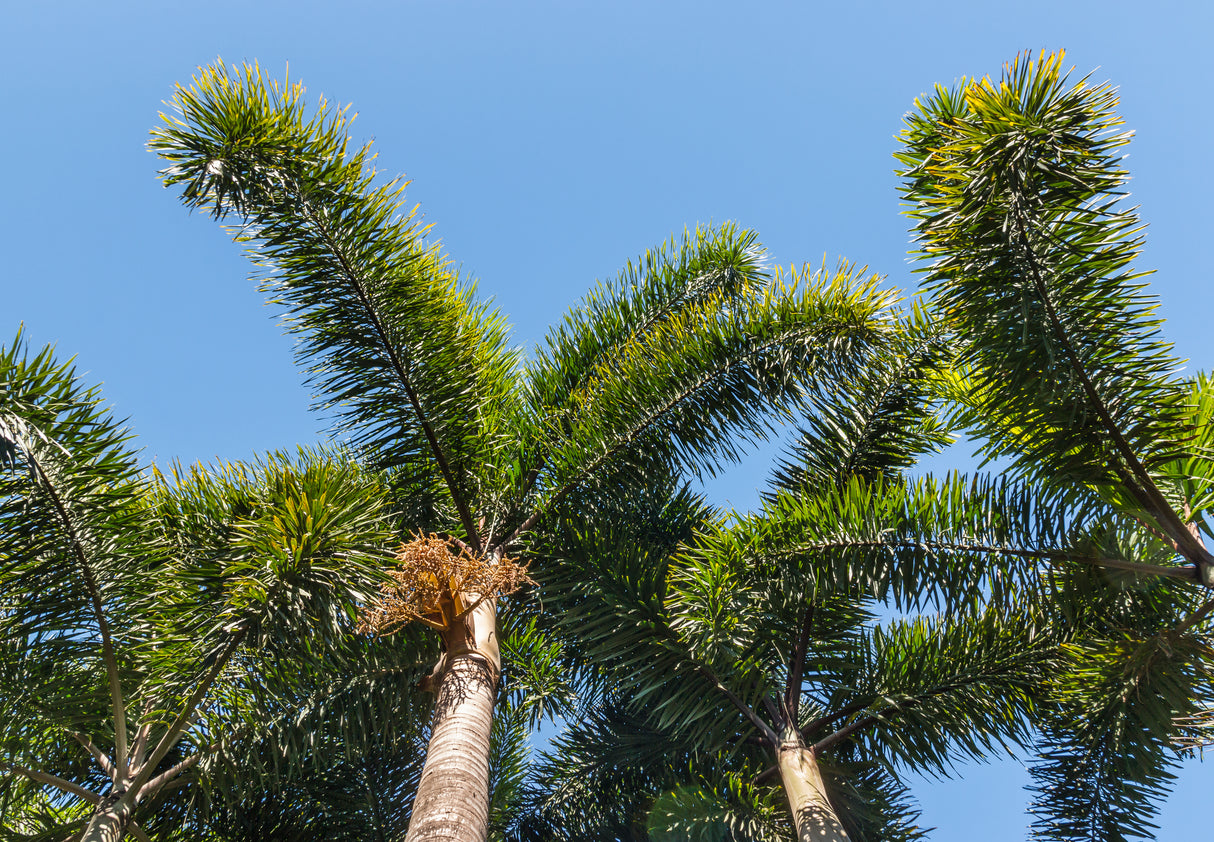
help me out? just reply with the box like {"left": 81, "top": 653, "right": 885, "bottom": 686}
{"left": 190, "top": 611, "right": 563, "bottom": 841}
{"left": 0, "top": 329, "right": 399, "bottom": 841}
{"left": 149, "top": 61, "right": 895, "bottom": 842}
{"left": 515, "top": 317, "right": 1068, "bottom": 841}
{"left": 896, "top": 50, "right": 1214, "bottom": 839}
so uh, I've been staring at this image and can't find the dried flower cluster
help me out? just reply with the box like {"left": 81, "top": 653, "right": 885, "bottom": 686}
{"left": 358, "top": 533, "right": 532, "bottom": 635}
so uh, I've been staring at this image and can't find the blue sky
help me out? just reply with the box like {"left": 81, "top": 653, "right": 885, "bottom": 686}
{"left": 3, "top": 1, "right": 1210, "bottom": 837}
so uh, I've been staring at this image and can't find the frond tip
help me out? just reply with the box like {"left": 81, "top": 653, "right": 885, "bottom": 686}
{"left": 357, "top": 534, "right": 532, "bottom": 635}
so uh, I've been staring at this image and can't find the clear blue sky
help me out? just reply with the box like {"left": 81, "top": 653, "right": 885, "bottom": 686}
{"left": 3, "top": 1, "right": 1209, "bottom": 838}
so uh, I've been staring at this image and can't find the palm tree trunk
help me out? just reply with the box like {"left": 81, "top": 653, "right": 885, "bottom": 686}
{"left": 80, "top": 794, "right": 134, "bottom": 842}
{"left": 405, "top": 599, "right": 500, "bottom": 842}
{"left": 778, "top": 744, "right": 851, "bottom": 842}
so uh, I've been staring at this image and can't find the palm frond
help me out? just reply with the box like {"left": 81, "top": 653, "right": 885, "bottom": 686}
{"left": 528, "top": 222, "right": 770, "bottom": 424}
{"left": 813, "top": 750, "right": 927, "bottom": 842}
{"left": 1027, "top": 632, "right": 1210, "bottom": 842}
{"left": 512, "top": 701, "right": 679, "bottom": 842}
{"left": 0, "top": 329, "right": 155, "bottom": 796}
{"left": 140, "top": 450, "right": 398, "bottom": 710}
{"left": 487, "top": 681, "right": 535, "bottom": 842}
{"left": 646, "top": 774, "right": 794, "bottom": 842}
{"left": 196, "top": 630, "right": 433, "bottom": 801}
{"left": 532, "top": 478, "right": 771, "bottom": 746}
{"left": 198, "top": 746, "right": 423, "bottom": 842}
{"left": 1, "top": 334, "right": 408, "bottom": 837}
{"left": 769, "top": 301, "right": 955, "bottom": 495}
{"left": 527, "top": 262, "right": 896, "bottom": 526}
{"left": 151, "top": 61, "right": 520, "bottom": 548}
{"left": 896, "top": 51, "right": 1198, "bottom": 562}
{"left": 696, "top": 473, "right": 1085, "bottom": 613}
{"left": 815, "top": 604, "right": 1050, "bottom": 776}
{"left": 1023, "top": 556, "right": 1212, "bottom": 842}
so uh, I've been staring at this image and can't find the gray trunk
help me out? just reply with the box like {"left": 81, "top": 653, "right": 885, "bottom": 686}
{"left": 778, "top": 745, "right": 851, "bottom": 842}
{"left": 405, "top": 599, "right": 499, "bottom": 842}
{"left": 80, "top": 795, "right": 134, "bottom": 842}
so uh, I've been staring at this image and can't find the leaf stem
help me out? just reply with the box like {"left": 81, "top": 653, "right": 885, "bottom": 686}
{"left": 785, "top": 603, "right": 815, "bottom": 725}
{"left": 694, "top": 664, "right": 778, "bottom": 747}
{"left": 296, "top": 198, "right": 483, "bottom": 555}
{"left": 24, "top": 448, "right": 129, "bottom": 768}
{"left": 1, "top": 762, "right": 101, "bottom": 804}
{"left": 132, "top": 628, "right": 246, "bottom": 795}
{"left": 1011, "top": 210, "right": 1214, "bottom": 582}
{"left": 70, "top": 732, "right": 118, "bottom": 782}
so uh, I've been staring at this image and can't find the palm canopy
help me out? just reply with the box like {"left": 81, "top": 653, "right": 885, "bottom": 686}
{"left": 513, "top": 322, "right": 1074, "bottom": 841}
{"left": 149, "top": 60, "right": 902, "bottom": 842}
{"left": 896, "top": 51, "right": 1214, "bottom": 841}
{"left": 150, "top": 61, "right": 895, "bottom": 561}
{"left": 0, "top": 329, "right": 402, "bottom": 841}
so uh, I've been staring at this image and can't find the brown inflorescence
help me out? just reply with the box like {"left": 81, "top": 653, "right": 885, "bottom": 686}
{"left": 358, "top": 533, "right": 532, "bottom": 635}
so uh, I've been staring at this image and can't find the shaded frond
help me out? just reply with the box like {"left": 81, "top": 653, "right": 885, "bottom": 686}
{"left": 1028, "top": 626, "right": 1212, "bottom": 842}
{"left": 769, "top": 301, "right": 955, "bottom": 495}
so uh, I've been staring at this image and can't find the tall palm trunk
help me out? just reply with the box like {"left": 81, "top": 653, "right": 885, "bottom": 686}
{"left": 80, "top": 793, "right": 134, "bottom": 842}
{"left": 405, "top": 599, "right": 500, "bottom": 842}
{"left": 778, "top": 740, "right": 851, "bottom": 842}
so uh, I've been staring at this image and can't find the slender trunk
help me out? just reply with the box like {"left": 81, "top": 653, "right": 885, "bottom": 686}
{"left": 778, "top": 743, "right": 851, "bottom": 842}
{"left": 80, "top": 793, "right": 134, "bottom": 842}
{"left": 405, "top": 599, "right": 500, "bottom": 842}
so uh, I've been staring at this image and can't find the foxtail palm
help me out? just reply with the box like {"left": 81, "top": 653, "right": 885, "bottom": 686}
{"left": 0, "top": 331, "right": 399, "bottom": 841}
{"left": 519, "top": 318, "right": 1071, "bottom": 841}
{"left": 897, "top": 51, "right": 1214, "bottom": 839}
{"left": 523, "top": 476, "right": 1060, "bottom": 842}
{"left": 150, "top": 62, "right": 894, "bottom": 842}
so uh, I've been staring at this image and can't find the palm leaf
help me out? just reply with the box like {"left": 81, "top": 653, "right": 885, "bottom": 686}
{"left": 529, "top": 263, "right": 895, "bottom": 523}
{"left": 151, "top": 61, "right": 518, "bottom": 548}
{"left": 895, "top": 51, "right": 1206, "bottom": 573}
{"left": 769, "top": 302, "right": 954, "bottom": 495}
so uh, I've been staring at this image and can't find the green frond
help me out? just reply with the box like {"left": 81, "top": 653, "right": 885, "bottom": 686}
{"left": 1, "top": 333, "right": 410, "bottom": 837}
{"left": 647, "top": 785, "right": 740, "bottom": 842}
{"left": 514, "top": 698, "right": 785, "bottom": 842}
{"left": 488, "top": 685, "right": 534, "bottom": 842}
{"left": 896, "top": 50, "right": 1187, "bottom": 505}
{"left": 532, "top": 480, "right": 770, "bottom": 745}
{"left": 1028, "top": 627, "right": 1211, "bottom": 842}
{"left": 513, "top": 702, "right": 683, "bottom": 842}
{"left": 198, "top": 746, "right": 423, "bottom": 842}
{"left": 1154, "top": 372, "right": 1214, "bottom": 524}
{"left": 532, "top": 261, "right": 896, "bottom": 520}
{"left": 141, "top": 449, "right": 398, "bottom": 703}
{"left": 198, "top": 629, "right": 433, "bottom": 792}
{"left": 814, "top": 751, "right": 927, "bottom": 842}
{"left": 821, "top": 604, "right": 1051, "bottom": 775}
{"left": 0, "top": 331, "right": 155, "bottom": 785}
{"left": 646, "top": 775, "right": 793, "bottom": 842}
{"left": 769, "top": 301, "right": 955, "bottom": 495}
{"left": 697, "top": 473, "right": 1079, "bottom": 612}
{"left": 666, "top": 543, "right": 875, "bottom": 717}
{"left": 524, "top": 223, "right": 769, "bottom": 471}
{"left": 0, "top": 786, "right": 93, "bottom": 842}
{"left": 498, "top": 614, "right": 577, "bottom": 731}
{"left": 528, "top": 223, "right": 770, "bottom": 420}
{"left": 0, "top": 329, "right": 152, "bottom": 643}
{"left": 151, "top": 61, "right": 520, "bottom": 544}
